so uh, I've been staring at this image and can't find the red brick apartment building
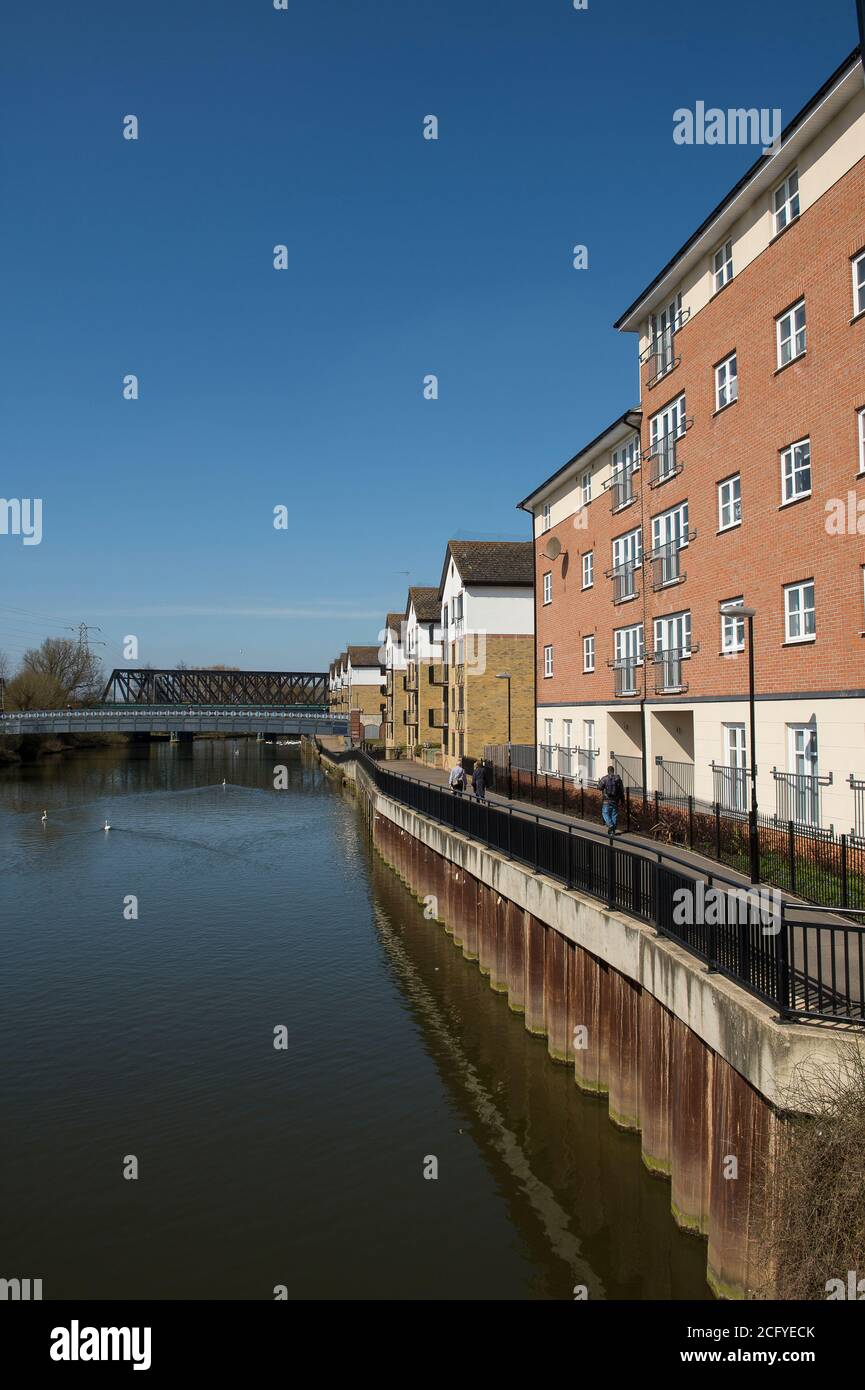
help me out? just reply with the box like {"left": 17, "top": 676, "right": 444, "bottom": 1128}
{"left": 521, "top": 48, "right": 865, "bottom": 834}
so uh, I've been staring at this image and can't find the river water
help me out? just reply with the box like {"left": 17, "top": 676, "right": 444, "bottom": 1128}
{"left": 0, "top": 741, "right": 710, "bottom": 1300}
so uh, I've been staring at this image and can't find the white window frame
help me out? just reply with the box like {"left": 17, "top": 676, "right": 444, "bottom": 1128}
{"left": 542, "top": 571, "right": 552, "bottom": 606}
{"left": 852, "top": 250, "right": 865, "bottom": 318}
{"left": 583, "top": 634, "right": 595, "bottom": 673}
{"left": 858, "top": 407, "right": 865, "bottom": 476}
{"left": 784, "top": 580, "right": 816, "bottom": 644}
{"left": 580, "top": 469, "right": 592, "bottom": 507}
{"left": 776, "top": 299, "right": 806, "bottom": 368}
{"left": 653, "top": 610, "right": 692, "bottom": 657}
{"left": 714, "top": 351, "right": 738, "bottom": 410}
{"left": 713, "top": 239, "right": 733, "bottom": 292}
{"left": 717, "top": 474, "right": 741, "bottom": 531}
{"left": 780, "top": 437, "right": 811, "bottom": 506}
{"left": 582, "top": 550, "right": 594, "bottom": 588}
{"left": 543, "top": 644, "right": 553, "bottom": 678}
{"left": 720, "top": 596, "right": 745, "bottom": 654}
{"left": 541, "top": 503, "right": 551, "bottom": 534}
{"left": 772, "top": 169, "right": 800, "bottom": 235}
{"left": 649, "top": 394, "right": 686, "bottom": 484}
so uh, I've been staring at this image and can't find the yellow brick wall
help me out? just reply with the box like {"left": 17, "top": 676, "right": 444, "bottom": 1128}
{"left": 462, "top": 634, "right": 534, "bottom": 758}
{"left": 404, "top": 658, "right": 443, "bottom": 750}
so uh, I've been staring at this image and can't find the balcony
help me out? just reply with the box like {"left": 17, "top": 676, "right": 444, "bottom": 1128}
{"left": 772, "top": 768, "right": 833, "bottom": 828}
{"left": 648, "top": 429, "right": 691, "bottom": 488}
{"left": 649, "top": 530, "right": 695, "bottom": 590}
{"left": 640, "top": 307, "right": 690, "bottom": 388}
{"left": 608, "top": 657, "right": 641, "bottom": 698}
{"left": 604, "top": 468, "right": 639, "bottom": 514}
{"left": 652, "top": 644, "right": 698, "bottom": 695}
{"left": 429, "top": 709, "right": 447, "bottom": 729}
{"left": 605, "top": 561, "right": 640, "bottom": 605}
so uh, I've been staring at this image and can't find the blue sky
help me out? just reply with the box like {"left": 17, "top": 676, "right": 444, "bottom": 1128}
{"left": 1, "top": 0, "right": 859, "bottom": 674}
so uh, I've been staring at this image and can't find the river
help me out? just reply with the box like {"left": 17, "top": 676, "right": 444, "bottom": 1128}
{"left": 0, "top": 741, "right": 710, "bottom": 1299}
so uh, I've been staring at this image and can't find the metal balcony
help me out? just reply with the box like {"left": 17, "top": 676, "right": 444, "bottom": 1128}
{"left": 772, "top": 768, "right": 833, "bottom": 829}
{"left": 649, "top": 529, "right": 695, "bottom": 590}
{"left": 648, "top": 426, "right": 692, "bottom": 488}
{"left": 605, "top": 561, "right": 640, "bottom": 604}
{"left": 652, "top": 643, "right": 698, "bottom": 695}
{"left": 604, "top": 469, "right": 639, "bottom": 513}
{"left": 607, "top": 658, "right": 642, "bottom": 697}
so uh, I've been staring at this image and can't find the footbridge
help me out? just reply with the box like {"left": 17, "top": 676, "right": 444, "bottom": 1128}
{"left": 0, "top": 706, "right": 347, "bottom": 737}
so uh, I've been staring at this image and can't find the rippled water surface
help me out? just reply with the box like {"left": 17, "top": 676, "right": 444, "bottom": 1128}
{"left": 0, "top": 741, "right": 710, "bottom": 1299}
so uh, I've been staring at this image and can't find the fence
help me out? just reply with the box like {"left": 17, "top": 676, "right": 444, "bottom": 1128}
{"left": 352, "top": 749, "right": 865, "bottom": 1026}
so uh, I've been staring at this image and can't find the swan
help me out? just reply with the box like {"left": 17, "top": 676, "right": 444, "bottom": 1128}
{"left": 222, "top": 779, "right": 226, "bottom": 787}
{"left": 103, "top": 820, "right": 111, "bottom": 832}
{"left": 41, "top": 810, "right": 47, "bottom": 824}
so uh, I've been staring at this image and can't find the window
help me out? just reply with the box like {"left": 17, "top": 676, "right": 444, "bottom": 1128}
{"left": 649, "top": 293, "right": 683, "bottom": 378}
{"left": 854, "top": 251, "right": 865, "bottom": 318}
{"left": 776, "top": 299, "right": 806, "bottom": 367}
{"left": 542, "top": 572, "right": 552, "bottom": 605}
{"left": 720, "top": 596, "right": 745, "bottom": 653}
{"left": 582, "top": 550, "right": 594, "bottom": 588}
{"left": 613, "top": 624, "right": 643, "bottom": 696}
{"left": 649, "top": 394, "right": 686, "bottom": 483}
{"left": 543, "top": 644, "right": 553, "bottom": 677}
{"left": 541, "top": 503, "right": 551, "bottom": 533}
{"left": 610, "top": 435, "right": 640, "bottom": 509}
{"left": 651, "top": 501, "right": 689, "bottom": 587}
{"left": 580, "top": 469, "right": 592, "bottom": 506}
{"left": 773, "top": 169, "right": 800, "bottom": 235}
{"left": 715, "top": 352, "right": 738, "bottom": 410}
{"left": 540, "top": 718, "right": 554, "bottom": 773}
{"left": 784, "top": 580, "right": 815, "bottom": 643}
{"left": 718, "top": 474, "right": 741, "bottom": 530}
{"left": 583, "top": 634, "right": 595, "bottom": 673}
{"left": 859, "top": 408, "right": 865, "bottom": 476}
{"left": 611, "top": 527, "right": 642, "bottom": 601}
{"left": 780, "top": 438, "right": 811, "bottom": 505}
{"left": 713, "top": 239, "right": 733, "bottom": 292}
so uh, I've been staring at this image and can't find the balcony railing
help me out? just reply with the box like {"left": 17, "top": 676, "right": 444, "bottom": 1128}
{"left": 648, "top": 426, "right": 691, "bottom": 488}
{"left": 640, "top": 307, "right": 690, "bottom": 387}
{"left": 650, "top": 529, "right": 694, "bottom": 590}
{"left": 606, "top": 561, "right": 640, "bottom": 604}
{"left": 652, "top": 643, "right": 698, "bottom": 694}
{"left": 604, "top": 468, "right": 639, "bottom": 513}
{"left": 711, "top": 761, "right": 751, "bottom": 814}
{"left": 608, "top": 658, "right": 641, "bottom": 697}
{"left": 773, "top": 768, "right": 833, "bottom": 828}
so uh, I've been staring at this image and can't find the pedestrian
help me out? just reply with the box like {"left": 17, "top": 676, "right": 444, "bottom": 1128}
{"left": 448, "top": 761, "right": 466, "bottom": 795}
{"left": 598, "top": 764, "right": 624, "bottom": 834}
{"left": 472, "top": 759, "right": 488, "bottom": 802}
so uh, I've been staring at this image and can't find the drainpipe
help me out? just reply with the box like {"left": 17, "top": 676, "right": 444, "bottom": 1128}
{"left": 624, "top": 407, "right": 649, "bottom": 796}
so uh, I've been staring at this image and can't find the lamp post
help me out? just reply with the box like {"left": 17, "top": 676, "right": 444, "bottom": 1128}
{"left": 721, "top": 602, "right": 759, "bottom": 883}
{"left": 496, "top": 672, "right": 512, "bottom": 796}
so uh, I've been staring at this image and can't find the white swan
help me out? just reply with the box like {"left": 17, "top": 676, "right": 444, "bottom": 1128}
{"left": 222, "top": 779, "right": 226, "bottom": 787}
{"left": 103, "top": 820, "right": 111, "bottom": 832}
{"left": 41, "top": 810, "right": 47, "bottom": 823}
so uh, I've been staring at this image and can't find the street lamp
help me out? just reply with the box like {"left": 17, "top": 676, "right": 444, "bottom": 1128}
{"left": 720, "top": 602, "right": 759, "bottom": 883}
{"left": 496, "top": 672, "right": 512, "bottom": 793}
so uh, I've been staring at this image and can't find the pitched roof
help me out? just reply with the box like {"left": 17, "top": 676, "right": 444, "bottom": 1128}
{"left": 385, "top": 612, "right": 404, "bottom": 633}
{"left": 439, "top": 540, "right": 534, "bottom": 595}
{"left": 346, "top": 645, "right": 381, "bottom": 667}
{"left": 516, "top": 410, "right": 641, "bottom": 512}
{"left": 406, "top": 586, "right": 440, "bottom": 622}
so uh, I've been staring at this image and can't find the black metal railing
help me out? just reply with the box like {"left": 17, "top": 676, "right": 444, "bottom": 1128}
{"left": 850, "top": 774, "right": 865, "bottom": 841}
{"left": 711, "top": 762, "right": 751, "bottom": 814}
{"left": 605, "top": 469, "right": 638, "bottom": 512}
{"left": 346, "top": 748, "right": 865, "bottom": 1025}
{"left": 655, "top": 756, "right": 695, "bottom": 800}
{"left": 773, "top": 768, "right": 833, "bottom": 828}
{"left": 611, "top": 752, "right": 644, "bottom": 791}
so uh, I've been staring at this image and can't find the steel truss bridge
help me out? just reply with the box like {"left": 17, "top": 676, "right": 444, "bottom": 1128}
{"left": 102, "top": 668, "right": 329, "bottom": 707}
{"left": 0, "top": 707, "right": 347, "bottom": 737}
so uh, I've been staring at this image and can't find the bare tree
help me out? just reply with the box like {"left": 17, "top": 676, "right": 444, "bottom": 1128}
{"left": 21, "top": 637, "right": 103, "bottom": 704}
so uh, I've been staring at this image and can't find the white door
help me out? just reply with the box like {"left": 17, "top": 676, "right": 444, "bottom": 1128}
{"left": 541, "top": 718, "right": 553, "bottom": 773}
{"left": 562, "top": 719, "right": 573, "bottom": 777}
{"left": 650, "top": 396, "right": 686, "bottom": 482}
{"left": 651, "top": 503, "right": 689, "bottom": 585}
{"left": 583, "top": 719, "right": 596, "bottom": 781}
{"left": 788, "top": 725, "right": 819, "bottom": 824}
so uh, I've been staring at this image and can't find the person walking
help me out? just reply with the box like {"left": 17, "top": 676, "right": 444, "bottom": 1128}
{"left": 448, "top": 761, "right": 466, "bottom": 795}
{"left": 471, "top": 759, "right": 488, "bottom": 802}
{"left": 598, "top": 764, "right": 624, "bottom": 834}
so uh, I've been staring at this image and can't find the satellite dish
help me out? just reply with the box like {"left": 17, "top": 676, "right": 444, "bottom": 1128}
{"left": 542, "top": 536, "right": 562, "bottom": 561}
